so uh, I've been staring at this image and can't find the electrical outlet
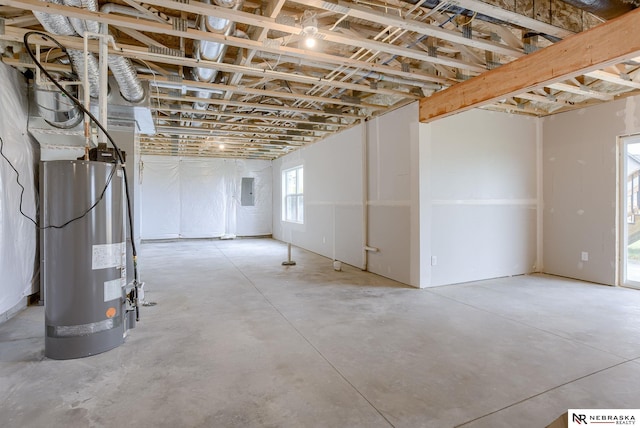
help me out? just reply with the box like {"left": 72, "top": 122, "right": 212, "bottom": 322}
{"left": 431, "top": 256, "right": 437, "bottom": 266}
{"left": 581, "top": 251, "right": 589, "bottom": 262}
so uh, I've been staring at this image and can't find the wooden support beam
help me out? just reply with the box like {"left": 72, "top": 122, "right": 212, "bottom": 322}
{"left": 419, "top": 8, "right": 640, "bottom": 123}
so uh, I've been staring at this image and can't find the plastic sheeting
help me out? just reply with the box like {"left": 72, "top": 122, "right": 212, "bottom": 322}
{"left": 0, "top": 63, "right": 38, "bottom": 317}
{"left": 140, "top": 156, "right": 272, "bottom": 240}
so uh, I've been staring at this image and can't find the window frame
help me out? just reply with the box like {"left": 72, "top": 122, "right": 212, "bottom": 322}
{"left": 282, "top": 165, "right": 304, "bottom": 224}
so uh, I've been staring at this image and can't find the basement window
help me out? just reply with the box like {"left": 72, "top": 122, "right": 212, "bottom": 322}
{"left": 282, "top": 166, "right": 304, "bottom": 223}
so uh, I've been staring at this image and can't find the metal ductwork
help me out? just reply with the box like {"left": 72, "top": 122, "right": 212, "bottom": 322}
{"left": 34, "top": 84, "right": 83, "bottom": 129}
{"left": 556, "top": 0, "right": 637, "bottom": 20}
{"left": 66, "top": 49, "right": 101, "bottom": 98}
{"left": 33, "top": 0, "right": 76, "bottom": 36}
{"left": 31, "top": 0, "right": 153, "bottom": 137}
{"left": 34, "top": 0, "right": 145, "bottom": 107}
{"left": 34, "top": 0, "right": 100, "bottom": 99}
{"left": 192, "top": 0, "right": 243, "bottom": 112}
{"left": 108, "top": 55, "right": 145, "bottom": 103}
{"left": 63, "top": 0, "right": 100, "bottom": 35}
{"left": 70, "top": 0, "right": 146, "bottom": 104}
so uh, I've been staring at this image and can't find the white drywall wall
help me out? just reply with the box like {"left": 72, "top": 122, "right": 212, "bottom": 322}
{"left": 0, "top": 63, "right": 38, "bottom": 319}
{"left": 543, "top": 95, "right": 640, "bottom": 285}
{"left": 273, "top": 103, "right": 421, "bottom": 287}
{"left": 366, "top": 103, "right": 421, "bottom": 286}
{"left": 421, "top": 109, "right": 538, "bottom": 287}
{"left": 140, "top": 156, "right": 272, "bottom": 239}
{"left": 273, "top": 126, "right": 364, "bottom": 269}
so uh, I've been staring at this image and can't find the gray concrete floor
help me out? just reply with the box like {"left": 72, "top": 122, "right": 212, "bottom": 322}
{"left": 2, "top": 238, "right": 640, "bottom": 427}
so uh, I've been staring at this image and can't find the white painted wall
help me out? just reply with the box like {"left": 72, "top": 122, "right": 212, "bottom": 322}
{"left": 420, "top": 109, "right": 539, "bottom": 287}
{"left": 0, "top": 63, "right": 38, "bottom": 320}
{"left": 543, "top": 95, "right": 640, "bottom": 285}
{"left": 273, "top": 126, "right": 364, "bottom": 269}
{"left": 141, "top": 156, "right": 272, "bottom": 239}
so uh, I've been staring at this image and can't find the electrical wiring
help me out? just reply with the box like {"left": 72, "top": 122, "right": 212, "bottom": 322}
{"left": 23, "top": 31, "right": 141, "bottom": 318}
{"left": 0, "top": 135, "right": 117, "bottom": 229}
{"left": 0, "top": 136, "right": 38, "bottom": 227}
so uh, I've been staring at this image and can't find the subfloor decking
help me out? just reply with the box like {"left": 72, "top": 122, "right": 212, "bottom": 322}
{"left": 1, "top": 238, "right": 640, "bottom": 427}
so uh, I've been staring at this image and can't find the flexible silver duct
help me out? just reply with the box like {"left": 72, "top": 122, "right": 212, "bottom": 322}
{"left": 192, "top": 0, "right": 242, "bottom": 111}
{"left": 94, "top": 3, "right": 148, "bottom": 103}
{"left": 66, "top": 49, "right": 101, "bottom": 98}
{"left": 33, "top": 0, "right": 76, "bottom": 36}
{"left": 63, "top": 0, "right": 100, "bottom": 36}
{"left": 33, "top": 0, "right": 100, "bottom": 107}
{"left": 108, "top": 55, "right": 145, "bottom": 103}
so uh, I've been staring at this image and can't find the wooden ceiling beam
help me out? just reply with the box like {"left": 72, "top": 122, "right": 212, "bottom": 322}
{"left": 419, "top": 8, "right": 640, "bottom": 123}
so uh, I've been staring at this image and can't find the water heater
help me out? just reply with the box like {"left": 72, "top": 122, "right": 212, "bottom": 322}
{"left": 40, "top": 160, "right": 134, "bottom": 359}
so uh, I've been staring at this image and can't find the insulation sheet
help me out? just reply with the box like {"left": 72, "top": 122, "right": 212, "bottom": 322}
{"left": 0, "top": 63, "right": 38, "bottom": 316}
{"left": 140, "top": 156, "right": 272, "bottom": 239}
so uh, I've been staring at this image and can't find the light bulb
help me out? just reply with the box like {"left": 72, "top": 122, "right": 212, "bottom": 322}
{"left": 219, "top": 143, "right": 225, "bottom": 150}
{"left": 305, "top": 37, "right": 316, "bottom": 48}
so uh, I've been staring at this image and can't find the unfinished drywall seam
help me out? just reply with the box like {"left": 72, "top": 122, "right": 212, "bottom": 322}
{"left": 536, "top": 117, "right": 544, "bottom": 272}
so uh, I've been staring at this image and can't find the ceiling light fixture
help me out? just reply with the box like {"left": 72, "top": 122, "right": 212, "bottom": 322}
{"left": 301, "top": 10, "right": 318, "bottom": 49}
{"left": 219, "top": 143, "right": 225, "bottom": 150}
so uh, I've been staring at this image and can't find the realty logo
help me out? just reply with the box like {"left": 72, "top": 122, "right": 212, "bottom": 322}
{"left": 568, "top": 409, "right": 639, "bottom": 426}
{"left": 573, "top": 413, "right": 588, "bottom": 424}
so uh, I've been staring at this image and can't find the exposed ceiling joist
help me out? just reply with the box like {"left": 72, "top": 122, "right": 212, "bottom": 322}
{"left": 287, "top": 0, "right": 525, "bottom": 58}
{"left": 0, "top": 1, "right": 450, "bottom": 85}
{"left": 0, "top": 0, "right": 637, "bottom": 160}
{"left": 448, "top": 0, "right": 575, "bottom": 38}
{"left": 151, "top": 106, "right": 349, "bottom": 127}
